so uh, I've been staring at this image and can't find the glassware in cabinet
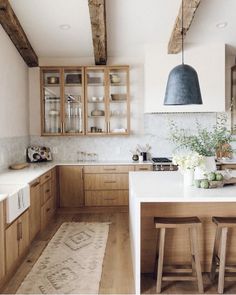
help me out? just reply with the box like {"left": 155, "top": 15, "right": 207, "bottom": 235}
{"left": 63, "top": 68, "right": 84, "bottom": 134}
{"left": 85, "top": 68, "right": 107, "bottom": 134}
{"left": 41, "top": 69, "right": 62, "bottom": 134}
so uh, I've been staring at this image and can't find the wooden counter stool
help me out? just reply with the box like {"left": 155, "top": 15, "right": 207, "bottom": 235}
{"left": 154, "top": 216, "right": 203, "bottom": 294}
{"left": 210, "top": 216, "right": 236, "bottom": 294}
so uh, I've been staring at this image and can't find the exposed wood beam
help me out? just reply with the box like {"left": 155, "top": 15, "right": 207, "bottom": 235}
{"left": 168, "top": 0, "right": 201, "bottom": 54}
{"left": 0, "top": 0, "right": 38, "bottom": 67}
{"left": 88, "top": 0, "right": 107, "bottom": 65}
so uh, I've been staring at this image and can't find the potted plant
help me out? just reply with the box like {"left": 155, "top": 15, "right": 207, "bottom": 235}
{"left": 169, "top": 114, "right": 234, "bottom": 178}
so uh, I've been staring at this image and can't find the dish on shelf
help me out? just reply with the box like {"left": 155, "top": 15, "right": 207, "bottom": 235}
{"left": 91, "top": 109, "right": 105, "bottom": 116}
{"left": 49, "top": 110, "right": 60, "bottom": 116}
{"left": 110, "top": 94, "right": 127, "bottom": 101}
{"left": 110, "top": 74, "right": 121, "bottom": 83}
{"left": 87, "top": 76, "right": 102, "bottom": 84}
{"left": 47, "top": 76, "right": 59, "bottom": 84}
{"left": 45, "top": 96, "right": 60, "bottom": 101}
{"left": 65, "top": 74, "right": 81, "bottom": 84}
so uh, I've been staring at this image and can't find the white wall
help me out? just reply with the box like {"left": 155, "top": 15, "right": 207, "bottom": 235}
{"left": 144, "top": 43, "right": 226, "bottom": 113}
{"left": 0, "top": 26, "right": 29, "bottom": 138}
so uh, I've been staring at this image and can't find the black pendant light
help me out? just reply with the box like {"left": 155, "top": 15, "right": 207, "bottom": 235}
{"left": 164, "top": 0, "right": 203, "bottom": 105}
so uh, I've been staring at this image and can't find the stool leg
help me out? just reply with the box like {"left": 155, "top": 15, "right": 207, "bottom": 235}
{"left": 191, "top": 226, "right": 204, "bottom": 294}
{"left": 218, "top": 227, "right": 228, "bottom": 294}
{"left": 210, "top": 227, "right": 222, "bottom": 282}
{"left": 156, "top": 228, "right": 166, "bottom": 294}
{"left": 189, "top": 228, "right": 196, "bottom": 276}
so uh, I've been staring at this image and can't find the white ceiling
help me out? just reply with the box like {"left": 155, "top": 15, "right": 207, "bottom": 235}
{"left": 8, "top": 0, "right": 236, "bottom": 59}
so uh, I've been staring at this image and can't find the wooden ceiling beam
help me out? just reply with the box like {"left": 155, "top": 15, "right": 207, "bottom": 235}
{"left": 88, "top": 0, "right": 107, "bottom": 65}
{"left": 168, "top": 0, "right": 201, "bottom": 54}
{"left": 0, "top": 0, "right": 38, "bottom": 67}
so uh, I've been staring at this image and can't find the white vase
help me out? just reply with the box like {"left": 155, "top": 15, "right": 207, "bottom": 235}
{"left": 194, "top": 156, "right": 216, "bottom": 180}
{"left": 183, "top": 169, "right": 194, "bottom": 186}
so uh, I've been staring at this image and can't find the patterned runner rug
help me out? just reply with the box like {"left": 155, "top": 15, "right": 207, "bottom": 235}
{"left": 17, "top": 222, "right": 110, "bottom": 294}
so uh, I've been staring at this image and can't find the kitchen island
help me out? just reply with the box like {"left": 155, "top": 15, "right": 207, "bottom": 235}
{"left": 129, "top": 171, "right": 236, "bottom": 294}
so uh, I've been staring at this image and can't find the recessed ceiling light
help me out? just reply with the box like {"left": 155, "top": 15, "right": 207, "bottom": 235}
{"left": 216, "top": 22, "right": 228, "bottom": 29}
{"left": 59, "top": 24, "right": 71, "bottom": 30}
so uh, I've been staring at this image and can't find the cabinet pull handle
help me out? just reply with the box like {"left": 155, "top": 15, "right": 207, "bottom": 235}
{"left": 104, "top": 198, "right": 115, "bottom": 201}
{"left": 104, "top": 181, "right": 117, "bottom": 184}
{"left": 18, "top": 194, "right": 21, "bottom": 209}
{"left": 46, "top": 208, "right": 51, "bottom": 212}
{"left": 31, "top": 181, "right": 40, "bottom": 187}
{"left": 17, "top": 222, "right": 22, "bottom": 240}
{"left": 45, "top": 175, "right": 50, "bottom": 179}
{"left": 139, "top": 168, "right": 148, "bottom": 171}
{"left": 45, "top": 189, "right": 50, "bottom": 193}
{"left": 103, "top": 168, "right": 116, "bottom": 171}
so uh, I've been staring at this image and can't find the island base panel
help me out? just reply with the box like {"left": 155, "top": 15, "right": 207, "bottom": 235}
{"left": 141, "top": 202, "right": 236, "bottom": 273}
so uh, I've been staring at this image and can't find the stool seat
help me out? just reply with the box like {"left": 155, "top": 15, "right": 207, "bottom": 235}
{"left": 154, "top": 216, "right": 201, "bottom": 228}
{"left": 154, "top": 216, "right": 203, "bottom": 293}
{"left": 212, "top": 216, "right": 236, "bottom": 227}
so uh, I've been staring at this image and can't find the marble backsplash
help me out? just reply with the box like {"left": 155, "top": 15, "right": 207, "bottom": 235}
{"left": 30, "top": 113, "right": 220, "bottom": 162}
{"left": 0, "top": 136, "right": 29, "bottom": 170}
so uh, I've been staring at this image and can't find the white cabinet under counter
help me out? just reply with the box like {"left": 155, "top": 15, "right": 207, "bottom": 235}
{"left": 144, "top": 43, "right": 226, "bottom": 113}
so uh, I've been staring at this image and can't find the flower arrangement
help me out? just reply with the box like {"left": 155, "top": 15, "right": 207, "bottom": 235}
{"left": 172, "top": 152, "right": 204, "bottom": 171}
{"left": 169, "top": 114, "right": 233, "bottom": 157}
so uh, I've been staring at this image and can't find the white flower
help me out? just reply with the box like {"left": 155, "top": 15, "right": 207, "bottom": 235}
{"left": 172, "top": 152, "right": 204, "bottom": 171}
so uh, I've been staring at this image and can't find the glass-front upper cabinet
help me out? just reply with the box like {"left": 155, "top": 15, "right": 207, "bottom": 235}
{"left": 85, "top": 67, "right": 107, "bottom": 135}
{"left": 41, "top": 68, "right": 62, "bottom": 135}
{"left": 63, "top": 68, "right": 84, "bottom": 135}
{"left": 107, "top": 66, "right": 130, "bottom": 135}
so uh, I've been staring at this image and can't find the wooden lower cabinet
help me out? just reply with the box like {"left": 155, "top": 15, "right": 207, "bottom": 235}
{"left": 59, "top": 166, "right": 84, "bottom": 207}
{"left": 41, "top": 197, "right": 54, "bottom": 230}
{"left": 84, "top": 165, "right": 134, "bottom": 206}
{"left": 85, "top": 190, "right": 128, "bottom": 206}
{"left": 221, "top": 164, "right": 236, "bottom": 170}
{"left": 5, "top": 210, "right": 29, "bottom": 273}
{"left": 0, "top": 202, "right": 5, "bottom": 282}
{"left": 29, "top": 179, "right": 41, "bottom": 242}
{"left": 134, "top": 164, "right": 152, "bottom": 171}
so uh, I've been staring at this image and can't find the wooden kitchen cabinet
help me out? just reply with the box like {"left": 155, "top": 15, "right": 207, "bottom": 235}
{"left": 5, "top": 210, "right": 29, "bottom": 273}
{"left": 59, "top": 166, "right": 84, "bottom": 207}
{"left": 29, "top": 178, "right": 41, "bottom": 242}
{"left": 85, "top": 66, "right": 130, "bottom": 135}
{"left": 0, "top": 202, "right": 5, "bottom": 282}
{"left": 134, "top": 164, "right": 153, "bottom": 171}
{"left": 40, "top": 169, "right": 56, "bottom": 230}
{"left": 40, "top": 67, "right": 85, "bottom": 136}
{"left": 84, "top": 165, "right": 134, "bottom": 206}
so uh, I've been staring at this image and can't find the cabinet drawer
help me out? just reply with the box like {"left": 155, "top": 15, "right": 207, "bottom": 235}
{"left": 84, "top": 165, "right": 134, "bottom": 174}
{"left": 85, "top": 190, "right": 128, "bottom": 206}
{"left": 41, "top": 180, "right": 52, "bottom": 205}
{"left": 40, "top": 170, "right": 52, "bottom": 184}
{"left": 84, "top": 174, "right": 128, "bottom": 190}
{"left": 134, "top": 165, "right": 152, "bottom": 171}
{"left": 41, "top": 197, "right": 54, "bottom": 230}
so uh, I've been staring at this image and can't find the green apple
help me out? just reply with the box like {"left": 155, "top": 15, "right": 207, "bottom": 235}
{"left": 200, "top": 179, "right": 209, "bottom": 189}
{"left": 208, "top": 172, "right": 216, "bottom": 181}
{"left": 215, "top": 173, "right": 224, "bottom": 181}
{"left": 194, "top": 179, "right": 201, "bottom": 188}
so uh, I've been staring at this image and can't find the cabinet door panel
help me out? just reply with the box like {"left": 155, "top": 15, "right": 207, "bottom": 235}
{"left": 19, "top": 211, "right": 29, "bottom": 257}
{"left": 5, "top": 219, "right": 18, "bottom": 273}
{"left": 59, "top": 166, "right": 84, "bottom": 207}
{"left": 85, "top": 190, "right": 128, "bottom": 206}
{"left": 84, "top": 165, "right": 134, "bottom": 174}
{"left": 41, "top": 179, "right": 52, "bottom": 205}
{"left": 0, "top": 202, "right": 5, "bottom": 281}
{"left": 41, "top": 197, "right": 54, "bottom": 230}
{"left": 29, "top": 181, "right": 41, "bottom": 242}
{"left": 84, "top": 174, "right": 128, "bottom": 190}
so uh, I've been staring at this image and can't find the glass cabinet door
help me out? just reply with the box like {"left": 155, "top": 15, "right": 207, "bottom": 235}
{"left": 63, "top": 68, "right": 84, "bottom": 134}
{"left": 85, "top": 68, "right": 107, "bottom": 134}
{"left": 231, "top": 65, "right": 236, "bottom": 134}
{"left": 41, "top": 69, "right": 62, "bottom": 134}
{"left": 107, "top": 67, "right": 130, "bottom": 134}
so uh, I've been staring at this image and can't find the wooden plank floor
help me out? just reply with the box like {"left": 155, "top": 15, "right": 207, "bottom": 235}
{"left": 2, "top": 212, "right": 134, "bottom": 294}
{"left": 141, "top": 273, "right": 236, "bottom": 294}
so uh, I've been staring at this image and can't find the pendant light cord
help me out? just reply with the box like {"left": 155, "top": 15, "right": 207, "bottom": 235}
{"left": 182, "top": 0, "right": 184, "bottom": 65}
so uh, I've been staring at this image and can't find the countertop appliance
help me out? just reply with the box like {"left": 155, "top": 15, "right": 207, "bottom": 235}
{"left": 152, "top": 157, "right": 178, "bottom": 171}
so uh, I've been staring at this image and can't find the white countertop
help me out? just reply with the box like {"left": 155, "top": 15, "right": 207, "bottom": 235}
{"left": 129, "top": 171, "right": 236, "bottom": 202}
{"left": 0, "top": 160, "right": 152, "bottom": 202}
